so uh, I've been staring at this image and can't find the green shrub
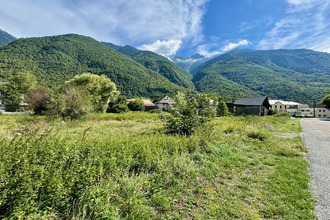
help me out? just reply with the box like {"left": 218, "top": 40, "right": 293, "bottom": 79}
{"left": 107, "top": 95, "right": 129, "bottom": 113}
{"left": 273, "top": 112, "right": 291, "bottom": 117}
{"left": 51, "top": 86, "right": 92, "bottom": 120}
{"left": 162, "top": 93, "right": 214, "bottom": 136}
{"left": 128, "top": 98, "right": 145, "bottom": 111}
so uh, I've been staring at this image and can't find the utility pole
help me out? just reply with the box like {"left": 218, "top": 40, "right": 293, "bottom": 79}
{"left": 313, "top": 101, "right": 316, "bottom": 118}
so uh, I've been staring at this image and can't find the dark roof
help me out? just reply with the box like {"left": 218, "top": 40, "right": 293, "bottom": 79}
{"left": 234, "top": 96, "right": 269, "bottom": 106}
{"left": 155, "top": 96, "right": 175, "bottom": 105}
{"left": 309, "top": 104, "right": 326, "bottom": 108}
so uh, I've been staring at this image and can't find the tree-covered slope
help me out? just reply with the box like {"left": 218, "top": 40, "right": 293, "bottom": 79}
{"left": 102, "top": 42, "right": 195, "bottom": 90}
{"left": 0, "top": 34, "right": 192, "bottom": 98}
{"left": 0, "top": 29, "right": 16, "bottom": 45}
{"left": 193, "top": 49, "right": 330, "bottom": 103}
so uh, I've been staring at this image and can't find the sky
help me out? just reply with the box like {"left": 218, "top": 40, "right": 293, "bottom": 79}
{"left": 0, "top": 0, "right": 329, "bottom": 57}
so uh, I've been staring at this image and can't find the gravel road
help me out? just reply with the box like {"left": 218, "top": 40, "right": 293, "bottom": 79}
{"left": 300, "top": 118, "right": 330, "bottom": 219}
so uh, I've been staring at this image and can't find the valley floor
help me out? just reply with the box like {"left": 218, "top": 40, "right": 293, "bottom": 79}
{"left": 0, "top": 112, "right": 315, "bottom": 219}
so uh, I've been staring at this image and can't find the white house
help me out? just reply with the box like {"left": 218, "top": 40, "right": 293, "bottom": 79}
{"left": 312, "top": 104, "right": 330, "bottom": 118}
{"left": 269, "top": 100, "right": 302, "bottom": 113}
{"left": 286, "top": 104, "right": 330, "bottom": 118}
{"left": 154, "top": 96, "right": 175, "bottom": 111}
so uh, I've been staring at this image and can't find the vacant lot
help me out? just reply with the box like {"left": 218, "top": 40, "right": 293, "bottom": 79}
{"left": 0, "top": 113, "right": 315, "bottom": 219}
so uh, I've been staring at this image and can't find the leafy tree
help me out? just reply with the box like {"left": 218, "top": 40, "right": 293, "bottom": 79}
{"left": 2, "top": 72, "right": 37, "bottom": 112}
{"left": 193, "top": 93, "right": 216, "bottom": 122}
{"left": 217, "top": 99, "right": 229, "bottom": 117}
{"left": 64, "top": 73, "right": 118, "bottom": 113}
{"left": 26, "top": 89, "right": 52, "bottom": 115}
{"left": 162, "top": 92, "right": 214, "bottom": 136}
{"left": 107, "top": 95, "right": 129, "bottom": 113}
{"left": 127, "top": 98, "right": 145, "bottom": 111}
{"left": 321, "top": 93, "right": 330, "bottom": 109}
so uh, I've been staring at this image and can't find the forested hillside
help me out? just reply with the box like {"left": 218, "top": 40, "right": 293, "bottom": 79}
{"left": 0, "top": 34, "right": 192, "bottom": 98}
{"left": 0, "top": 29, "right": 16, "bottom": 45}
{"left": 103, "top": 42, "right": 195, "bottom": 89}
{"left": 192, "top": 49, "right": 330, "bottom": 103}
{"left": 0, "top": 31, "right": 328, "bottom": 104}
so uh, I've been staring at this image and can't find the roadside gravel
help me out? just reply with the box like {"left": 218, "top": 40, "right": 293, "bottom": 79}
{"left": 300, "top": 118, "right": 330, "bottom": 220}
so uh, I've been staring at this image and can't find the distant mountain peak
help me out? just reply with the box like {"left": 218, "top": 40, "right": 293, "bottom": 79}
{"left": 0, "top": 29, "right": 17, "bottom": 45}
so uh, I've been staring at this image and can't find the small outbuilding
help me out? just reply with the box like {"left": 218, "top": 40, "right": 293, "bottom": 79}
{"left": 155, "top": 96, "right": 175, "bottom": 111}
{"left": 234, "top": 96, "right": 270, "bottom": 116}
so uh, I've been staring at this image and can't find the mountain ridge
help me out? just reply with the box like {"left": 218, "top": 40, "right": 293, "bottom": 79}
{"left": 0, "top": 29, "right": 16, "bottom": 45}
{"left": 192, "top": 49, "right": 330, "bottom": 103}
{"left": 0, "top": 34, "right": 192, "bottom": 99}
{"left": 102, "top": 42, "right": 195, "bottom": 90}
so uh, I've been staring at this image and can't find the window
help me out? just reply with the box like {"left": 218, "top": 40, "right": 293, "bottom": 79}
{"left": 324, "top": 115, "right": 327, "bottom": 117}
{"left": 323, "top": 110, "right": 326, "bottom": 112}
{"left": 319, "top": 110, "right": 322, "bottom": 112}
{"left": 318, "top": 115, "right": 321, "bottom": 117}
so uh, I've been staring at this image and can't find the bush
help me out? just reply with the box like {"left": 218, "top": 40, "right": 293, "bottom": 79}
{"left": 26, "top": 89, "right": 52, "bottom": 115}
{"left": 162, "top": 92, "right": 214, "bottom": 136}
{"left": 128, "top": 98, "right": 145, "bottom": 111}
{"left": 273, "top": 112, "right": 291, "bottom": 117}
{"left": 268, "top": 109, "right": 277, "bottom": 115}
{"left": 107, "top": 95, "right": 129, "bottom": 113}
{"left": 217, "top": 99, "right": 229, "bottom": 117}
{"left": 51, "top": 86, "right": 92, "bottom": 120}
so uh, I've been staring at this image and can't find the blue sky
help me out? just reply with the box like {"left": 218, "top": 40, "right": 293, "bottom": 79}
{"left": 0, "top": 0, "right": 329, "bottom": 57}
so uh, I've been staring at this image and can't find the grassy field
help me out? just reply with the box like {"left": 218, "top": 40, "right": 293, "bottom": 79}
{"left": 0, "top": 112, "right": 315, "bottom": 219}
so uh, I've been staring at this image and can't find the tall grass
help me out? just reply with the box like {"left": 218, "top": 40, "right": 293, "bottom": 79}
{"left": 0, "top": 114, "right": 315, "bottom": 219}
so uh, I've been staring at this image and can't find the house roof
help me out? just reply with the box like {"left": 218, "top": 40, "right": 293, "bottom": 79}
{"left": 155, "top": 96, "right": 175, "bottom": 105}
{"left": 308, "top": 104, "right": 326, "bottom": 108}
{"left": 128, "top": 99, "right": 156, "bottom": 107}
{"left": 234, "top": 96, "right": 269, "bottom": 106}
{"left": 269, "top": 99, "right": 302, "bottom": 106}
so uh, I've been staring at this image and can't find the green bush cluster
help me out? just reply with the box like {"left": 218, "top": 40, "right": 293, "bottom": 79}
{"left": 162, "top": 93, "right": 215, "bottom": 136}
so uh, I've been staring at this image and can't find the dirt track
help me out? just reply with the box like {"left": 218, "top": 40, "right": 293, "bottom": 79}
{"left": 300, "top": 118, "right": 330, "bottom": 219}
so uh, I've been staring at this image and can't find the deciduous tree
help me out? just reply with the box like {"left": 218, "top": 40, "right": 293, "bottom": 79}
{"left": 2, "top": 72, "right": 37, "bottom": 112}
{"left": 64, "top": 73, "right": 118, "bottom": 113}
{"left": 321, "top": 93, "right": 330, "bottom": 109}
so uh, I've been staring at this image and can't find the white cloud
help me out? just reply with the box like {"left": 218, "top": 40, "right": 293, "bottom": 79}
{"left": 258, "top": 0, "right": 330, "bottom": 52}
{"left": 196, "top": 39, "right": 251, "bottom": 56}
{"left": 0, "top": 0, "right": 208, "bottom": 51}
{"left": 222, "top": 40, "right": 250, "bottom": 52}
{"left": 138, "top": 40, "right": 182, "bottom": 57}
{"left": 197, "top": 44, "right": 220, "bottom": 56}
{"left": 286, "top": 0, "right": 315, "bottom": 6}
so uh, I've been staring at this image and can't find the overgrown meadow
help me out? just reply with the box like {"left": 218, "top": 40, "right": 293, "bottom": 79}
{"left": 0, "top": 113, "right": 315, "bottom": 219}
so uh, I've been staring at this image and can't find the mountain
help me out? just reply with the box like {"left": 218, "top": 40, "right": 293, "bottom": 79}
{"left": 0, "top": 34, "right": 192, "bottom": 99}
{"left": 172, "top": 54, "right": 210, "bottom": 73}
{"left": 0, "top": 29, "right": 16, "bottom": 45}
{"left": 192, "top": 49, "right": 330, "bottom": 104}
{"left": 102, "top": 42, "right": 195, "bottom": 89}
